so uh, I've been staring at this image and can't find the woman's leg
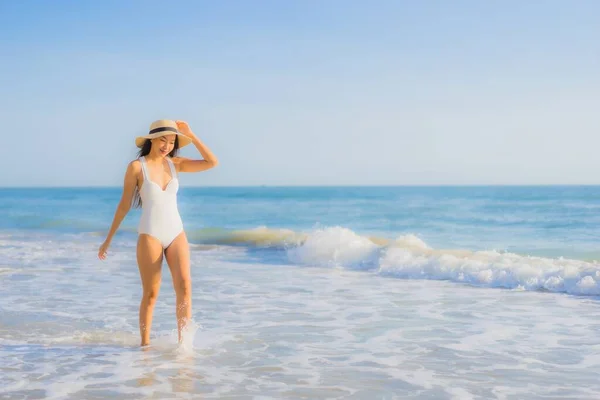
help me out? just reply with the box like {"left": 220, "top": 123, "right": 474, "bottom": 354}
{"left": 136, "top": 234, "right": 164, "bottom": 346}
{"left": 164, "top": 231, "right": 192, "bottom": 342}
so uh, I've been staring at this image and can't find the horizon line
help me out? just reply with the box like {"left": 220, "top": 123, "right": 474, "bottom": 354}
{"left": 2, "top": 183, "right": 600, "bottom": 189}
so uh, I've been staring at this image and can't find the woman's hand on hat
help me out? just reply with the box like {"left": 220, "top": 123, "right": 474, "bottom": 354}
{"left": 175, "top": 120, "right": 195, "bottom": 138}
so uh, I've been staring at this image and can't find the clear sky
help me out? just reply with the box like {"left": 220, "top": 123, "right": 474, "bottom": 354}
{"left": 0, "top": 0, "right": 598, "bottom": 187}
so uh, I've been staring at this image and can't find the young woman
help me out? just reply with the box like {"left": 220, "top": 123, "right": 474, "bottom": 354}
{"left": 98, "top": 119, "right": 218, "bottom": 346}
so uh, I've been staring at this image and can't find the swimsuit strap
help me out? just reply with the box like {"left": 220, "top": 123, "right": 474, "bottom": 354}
{"left": 167, "top": 157, "right": 178, "bottom": 179}
{"left": 139, "top": 156, "right": 149, "bottom": 181}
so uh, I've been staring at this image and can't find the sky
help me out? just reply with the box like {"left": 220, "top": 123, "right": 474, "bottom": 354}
{"left": 0, "top": 0, "right": 598, "bottom": 187}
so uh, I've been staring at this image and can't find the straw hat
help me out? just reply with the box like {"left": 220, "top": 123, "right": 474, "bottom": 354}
{"left": 135, "top": 119, "right": 193, "bottom": 148}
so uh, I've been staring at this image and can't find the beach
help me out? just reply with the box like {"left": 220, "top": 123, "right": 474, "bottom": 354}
{"left": 1, "top": 186, "right": 600, "bottom": 399}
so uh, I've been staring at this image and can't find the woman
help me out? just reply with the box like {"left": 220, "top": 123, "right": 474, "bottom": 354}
{"left": 98, "top": 119, "right": 218, "bottom": 347}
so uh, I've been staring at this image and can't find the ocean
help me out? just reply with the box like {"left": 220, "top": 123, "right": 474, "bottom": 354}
{"left": 1, "top": 186, "right": 599, "bottom": 399}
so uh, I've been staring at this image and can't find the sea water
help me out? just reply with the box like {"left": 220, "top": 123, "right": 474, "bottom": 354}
{"left": 1, "top": 186, "right": 599, "bottom": 399}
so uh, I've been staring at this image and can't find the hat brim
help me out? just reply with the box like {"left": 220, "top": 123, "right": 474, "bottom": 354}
{"left": 135, "top": 132, "right": 193, "bottom": 148}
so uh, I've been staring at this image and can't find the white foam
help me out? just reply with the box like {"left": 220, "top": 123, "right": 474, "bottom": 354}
{"left": 379, "top": 246, "right": 600, "bottom": 296}
{"left": 282, "top": 226, "right": 600, "bottom": 296}
{"left": 391, "top": 234, "right": 431, "bottom": 250}
{"left": 1, "top": 240, "right": 600, "bottom": 399}
{"left": 150, "top": 319, "right": 203, "bottom": 354}
{"left": 2, "top": 230, "right": 600, "bottom": 398}
{"left": 287, "top": 226, "right": 379, "bottom": 268}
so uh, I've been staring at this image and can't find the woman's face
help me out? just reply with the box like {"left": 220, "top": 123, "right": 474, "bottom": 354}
{"left": 150, "top": 135, "right": 176, "bottom": 157}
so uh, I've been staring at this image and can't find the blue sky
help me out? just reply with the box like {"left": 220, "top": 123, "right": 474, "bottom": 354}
{"left": 0, "top": 0, "right": 598, "bottom": 186}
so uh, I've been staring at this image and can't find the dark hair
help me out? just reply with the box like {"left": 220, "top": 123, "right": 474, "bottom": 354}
{"left": 131, "top": 136, "right": 180, "bottom": 208}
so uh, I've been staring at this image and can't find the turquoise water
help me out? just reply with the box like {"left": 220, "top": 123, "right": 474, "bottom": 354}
{"left": 4, "top": 185, "right": 600, "bottom": 258}
{"left": 2, "top": 186, "right": 600, "bottom": 398}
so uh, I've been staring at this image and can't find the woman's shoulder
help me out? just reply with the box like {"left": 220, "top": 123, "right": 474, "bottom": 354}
{"left": 126, "top": 159, "right": 143, "bottom": 174}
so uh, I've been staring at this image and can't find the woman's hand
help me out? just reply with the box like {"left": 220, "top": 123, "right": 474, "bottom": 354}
{"left": 98, "top": 240, "right": 110, "bottom": 260}
{"left": 175, "top": 120, "right": 196, "bottom": 138}
{"left": 173, "top": 119, "right": 219, "bottom": 172}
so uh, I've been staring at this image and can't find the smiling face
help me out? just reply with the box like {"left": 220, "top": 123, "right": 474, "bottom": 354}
{"left": 150, "top": 134, "right": 177, "bottom": 157}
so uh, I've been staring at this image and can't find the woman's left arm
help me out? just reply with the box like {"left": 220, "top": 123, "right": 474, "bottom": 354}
{"left": 174, "top": 120, "right": 219, "bottom": 173}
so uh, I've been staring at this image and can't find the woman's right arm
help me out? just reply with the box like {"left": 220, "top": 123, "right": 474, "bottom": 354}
{"left": 98, "top": 161, "right": 140, "bottom": 260}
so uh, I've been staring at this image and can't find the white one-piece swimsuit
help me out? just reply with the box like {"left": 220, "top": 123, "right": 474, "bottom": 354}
{"left": 137, "top": 156, "right": 184, "bottom": 248}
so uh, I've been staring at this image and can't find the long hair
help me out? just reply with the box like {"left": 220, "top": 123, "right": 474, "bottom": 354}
{"left": 131, "top": 136, "right": 180, "bottom": 208}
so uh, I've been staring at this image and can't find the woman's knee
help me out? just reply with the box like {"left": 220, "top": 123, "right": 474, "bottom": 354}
{"left": 175, "top": 278, "right": 191, "bottom": 299}
{"left": 142, "top": 288, "right": 160, "bottom": 305}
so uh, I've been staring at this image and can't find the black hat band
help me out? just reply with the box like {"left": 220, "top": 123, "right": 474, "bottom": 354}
{"left": 149, "top": 127, "right": 178, "bottom": 134}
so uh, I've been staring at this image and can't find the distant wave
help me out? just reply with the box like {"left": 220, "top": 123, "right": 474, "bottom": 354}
{"left": 188, "top": 226, "right": 307, "bottom": 247}
{"left": 0, "top": 267, "right": 15, "bottom": 275}
{"left": 187, "top": 226, "right": 393, "bottom": 248}
{"left": 5, "top": 223, "right": 599, "bottom": 297}
{"left": 189, "top": 226, "right": 600, "bottom": 296}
